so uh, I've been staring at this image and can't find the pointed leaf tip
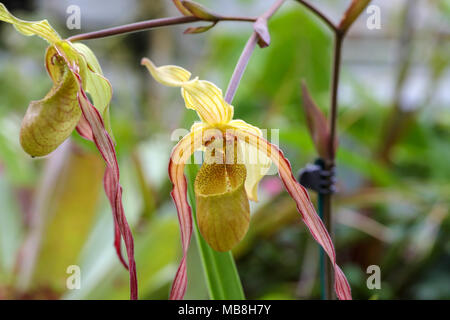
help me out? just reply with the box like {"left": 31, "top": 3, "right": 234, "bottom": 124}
{"left": 300, "top": 81, "right": 334, "bottom": 159}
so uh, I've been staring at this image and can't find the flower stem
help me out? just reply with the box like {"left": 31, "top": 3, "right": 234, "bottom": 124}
{"left": 225, "top": 0, "right": 286, "bottom": 103}
{"left": 67, "top": 15, "right": 256, "bottom": 42}
{"left": 294, "top": 0, "right": 338, "bottom": 32}
{"left": 225, "top": 33, "right": 258, "bottom": 103}
{"left": 295, "top": 0, "right": 346, "bottom": 300}
{"left": 328, "top": 35, "right": 343, "bottom": 160}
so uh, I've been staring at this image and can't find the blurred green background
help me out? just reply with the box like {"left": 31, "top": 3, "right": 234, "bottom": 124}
{"left": 0, "top": 0, "right": 449, "bottom": 300}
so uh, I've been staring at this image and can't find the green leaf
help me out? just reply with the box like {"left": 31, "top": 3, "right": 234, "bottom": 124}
{"left": 186, "top": 162, "right": 245, "bottom": 300}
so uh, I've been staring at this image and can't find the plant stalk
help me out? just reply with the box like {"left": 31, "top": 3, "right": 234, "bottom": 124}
{"left": 225, "top": 0, "right": 286, "bottom": 103}
{"left": 295, "top": 0, "right": 346, "bottom": 300}
{"left": 67, "top": 15, "right": 256, "bottom": 42}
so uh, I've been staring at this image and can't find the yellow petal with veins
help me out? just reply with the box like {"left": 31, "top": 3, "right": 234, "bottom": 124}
{"left": 182, "top": 79, "right": 234, "bottom": 125}
{"left": 0, "top": 3, "right": 61, "bottom": 43}
{"left": 142, "top": 57, "right": 233, "bottom": 126}
{"left": 141, "top": 57, "right": 191, "bottom": 87}
{"left": 228, "top": 119, "right": 272, "bottom": 202}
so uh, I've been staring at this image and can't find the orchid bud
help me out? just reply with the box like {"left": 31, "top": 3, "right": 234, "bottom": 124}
{"left": 181, "top": 1, "right": 219, "bottom": 21}
{"left": 194, "top": 162, "right": 250, "bottom": 252}
{"left": 172, "top": 0, "right": 193, "bottom": 16}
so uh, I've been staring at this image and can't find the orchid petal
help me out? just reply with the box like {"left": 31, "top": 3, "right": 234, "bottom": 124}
{"left": 181, "top": 79, "right": 234, "bottom": 125}
{"left": 75, "top": 114, "right": 94, "bottom": 141}
{"left": 54, "top": 49, "right": 139, "bottom": 298}
{"left": 142, "top": 58, "right": 234, "bottom": 126}
{"left": 104, "top": 167, "right": 129, "bottom": 271}
{"left": 230, "top": 129, "right": 352, "bottom": 300}
{"left": 228, "top": 120, "right": 272, "bottom": 201}
{"left": 76, "top": 81, "right": 138, "bottom": 299}
{"left": 0, "top": 3, "right": 61, "bottom": 43}
{"left": 168, "top": 127, "right": 205, "bottom": 299}
{"left": 141, "top": 57, "right": 191, "bottom": 87}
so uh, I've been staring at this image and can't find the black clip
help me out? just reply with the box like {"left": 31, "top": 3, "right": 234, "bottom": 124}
{"left": 298, "top": 159, "right": 336, "bottom": 194}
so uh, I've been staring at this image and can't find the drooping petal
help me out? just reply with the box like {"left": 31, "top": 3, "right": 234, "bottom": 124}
{"left": 230, "top": 129, "right": 352, "bottom": 300}
{"left": 51, "top": 43, "right": 136, "bottom": 296}
{"left": 168, "top": 126, "right": 205, "bottom": 300}
{"left": 228, "top": 120, "right": 272, "bottom": 201}
{"left": 75, "top": 114, "right": 94, "bottom": 141}
{"left": 52, "top": 41, "right": 138, "bottom": 299}
{"left": 0, "top": 3, "right": 61, "bottom": 43}
{"left": 142, "top": 57, "right": 234, "bottom": 126}
{"left": 20, "top": 46, "right": 81, "bottom": 157}
{"left": 76, "top": 79, "right": 138, "bottom": 300}
{"left": 104, "top": 167, "right": 129, "bottom": 271}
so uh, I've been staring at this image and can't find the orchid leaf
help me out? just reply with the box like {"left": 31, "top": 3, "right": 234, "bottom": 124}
{"left": 0, "top": 3, "right": 61, "bottom": 43}
{"left": 301, "top": 81, "right": 334, "bottom": 159}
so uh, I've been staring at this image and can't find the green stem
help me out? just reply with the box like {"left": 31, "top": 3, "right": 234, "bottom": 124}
{"left": 185, "top": 161, "right": 245, "bottom": 300}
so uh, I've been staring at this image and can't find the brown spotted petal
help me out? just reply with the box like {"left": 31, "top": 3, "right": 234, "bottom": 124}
{"left": 195, "top": 163, "right": 250, "bottom": 252}
{"left": 20, "top": 46, "right": 80, "bottom": 157}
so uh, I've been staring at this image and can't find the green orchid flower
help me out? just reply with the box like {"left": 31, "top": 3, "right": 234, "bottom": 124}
{"left": 0, "top": 3, "right": 137, "bottom": 299}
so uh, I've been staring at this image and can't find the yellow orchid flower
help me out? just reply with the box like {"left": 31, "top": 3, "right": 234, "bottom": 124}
{"left": 142, "top": 58, "right": 352, "bottom": 300}
{"left": 0, "top": 3, "right": 137, "bottom": 299}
